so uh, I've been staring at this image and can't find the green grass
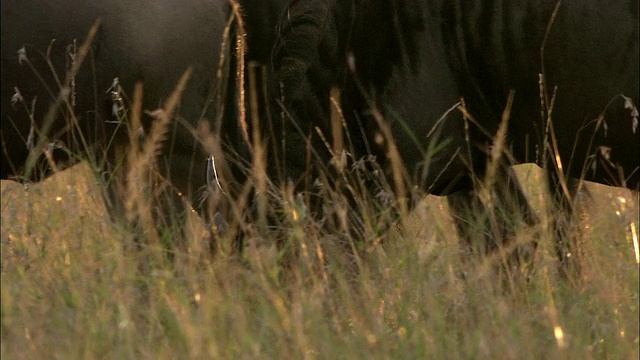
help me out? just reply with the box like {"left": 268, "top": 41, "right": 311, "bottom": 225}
{"left": 1, "top": 162, "right": 638, "bottom": 359}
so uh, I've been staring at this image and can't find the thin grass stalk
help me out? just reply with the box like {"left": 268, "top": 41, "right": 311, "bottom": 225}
{"left": 369, "top": 108, "right": 409, "bottom": 220}
{"left": 330, "top": 87, "right": 345, "bottom": 174}
{"left": 482, "top": 91, "right": 515, "bottom": 260}
{"left": 248, "top": 63, "right": 268, "bottom": 235}
{"left": 126, "top": 68, "right": 192, "bottom": 257}
{"left": 124, "top": 82, "right": 144, "bottom": 224}
{"left": 228, "top": 0, "right": 249, "bottom": 148}
{"left": 539, "top": 2, "right": 572, "bottom": 202}
{"left": 23, "top": 20, "right": 101, "bottom": 179}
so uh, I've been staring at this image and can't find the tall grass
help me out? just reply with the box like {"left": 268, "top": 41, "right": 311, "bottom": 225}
{"left": 2, "top": 159, "right": 638, "bottom": 359}
{"left": 2, "top": 10, "right": 638, "bottom": 359}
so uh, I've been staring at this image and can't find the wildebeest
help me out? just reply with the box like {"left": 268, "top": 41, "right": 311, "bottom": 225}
{"left": 2, "top": 0, "right": 638, "bottom": 272}
{"left": 266, "top": 0, "right": 639, "bottom": 269}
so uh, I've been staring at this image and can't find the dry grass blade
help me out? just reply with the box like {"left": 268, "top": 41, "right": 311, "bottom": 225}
{"left": 539, "top": 2, "right": 573, "bottom": 201}
{"left": 141, "top": 68, "right": 193, "bottom": 165}
{"left": 330, "top": 87, "right": 345, "bottom": 174}
{"left": 124, "top": 68, "right": 192, "bottom": 249}
{"left": 248, "top": 63, "right": 268, "bottom": 233}
{"left": 228, "top": 0, "right": 249, "bottom": 147}
{"left": 483, "top": 90, "right": 514, "bottom": 197}
{"left": 369, "top": 107, "right": 409, "bottom": 220}
{"left": 124, "top": 82, "right": 144, "bottom": 224}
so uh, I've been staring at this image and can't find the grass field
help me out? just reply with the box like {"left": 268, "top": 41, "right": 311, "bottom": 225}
{"left": 1, "top": 161, "right": 637, "bottom": 359}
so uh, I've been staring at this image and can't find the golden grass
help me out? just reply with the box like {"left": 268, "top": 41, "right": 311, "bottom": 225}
{"left": 1, "top": 162, "right": 637, "bottom": 359}
{"left": 1, "top": 9, "right": 638, "bottom": 358}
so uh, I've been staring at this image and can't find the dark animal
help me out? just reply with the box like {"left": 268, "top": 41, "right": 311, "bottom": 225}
{"left": 266, "top": 0, "right": 639, "bottom": 268}
{"left": 2, "top": 0, "right": 637, "bottom": 271}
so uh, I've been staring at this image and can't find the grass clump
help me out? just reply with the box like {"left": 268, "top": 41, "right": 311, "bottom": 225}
{"left": 1, "top": 160, "right": 638, "bottom": 359}
{"left": 1, "top": 13, "right": 637, "bottom": 358}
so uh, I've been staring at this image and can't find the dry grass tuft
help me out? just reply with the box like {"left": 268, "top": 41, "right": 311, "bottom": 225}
{"left": 3, "top": 156, "right": 638, "bottom": 359}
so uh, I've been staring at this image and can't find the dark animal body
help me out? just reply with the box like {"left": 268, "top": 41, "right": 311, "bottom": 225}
{"left": 268, "top": 0, "right": 638, "bottom": 263}
{"left": 271, "top": 0, "right": 639, "bottom": 190}
{"left": 1, "top": 0, "right": 638, "bottom": 267}
{"left": 443, "top": 1, "right": 639, "bottom": 188}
